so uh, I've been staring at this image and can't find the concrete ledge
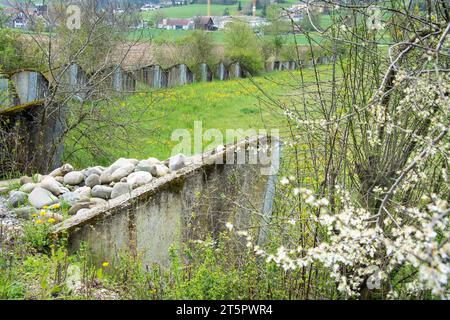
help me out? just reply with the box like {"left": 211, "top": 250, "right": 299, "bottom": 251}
{"left": 49, "top": 136, "right": 278, "bottom": 266}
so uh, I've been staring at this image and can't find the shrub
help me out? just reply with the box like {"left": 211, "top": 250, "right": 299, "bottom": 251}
{"left": 223, "top": 21, "right": 264, "bottom": 74}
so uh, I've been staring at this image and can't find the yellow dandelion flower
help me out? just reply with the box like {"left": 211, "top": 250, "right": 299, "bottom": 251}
{"left": 42, "top": 205, "right": 49, "bottom": 209}
{"left": 39, "top": 210, "right": 46, "bottom": 216}
{"left": 49, "top": 203, "right": 60, "bottom": 210}
{"left": 102, "top": 262, "right": 109, "bottom": 267}
{"left": 35, "top": 219, "right": 43, "bottom": 224}
{"left": 47, "top": 218, "right": 56, "bottom": 224}
{"left": 31, "top": 213, "right": 38, "bottom": 218}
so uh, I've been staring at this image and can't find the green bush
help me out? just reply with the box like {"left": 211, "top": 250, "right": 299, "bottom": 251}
{"left": 223, "top": 21, "right": 264, "bottom": 74}
{"left": 0, "top": 29, "right": 44, "bottom": 72}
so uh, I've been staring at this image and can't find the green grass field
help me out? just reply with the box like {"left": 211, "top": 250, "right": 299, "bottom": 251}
{"left": 139, "top": 1, "right": 301, "bottom": 19}
{"left": 142, "top": 4, "right": 244, "bottom": 19}
{"left": 65, "top": 67, "right": 331, "bottom": 168}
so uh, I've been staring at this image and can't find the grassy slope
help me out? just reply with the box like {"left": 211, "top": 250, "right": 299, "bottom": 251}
{"left": 66, "top": 66, "right": 331, "bottom": 168}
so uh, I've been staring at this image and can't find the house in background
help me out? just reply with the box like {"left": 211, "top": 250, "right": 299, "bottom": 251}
{"left": 158, "top": 18, "right": 193, "bottom": 30}
{"left": 1, "top": 7, "right": 37, "bottom": 29}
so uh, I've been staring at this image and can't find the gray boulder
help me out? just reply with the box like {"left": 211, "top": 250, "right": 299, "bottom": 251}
{"left": 19, "top": 182, "right": 37, "bottom": 194}
{"left": 109, "top": 158, "right": 137, "bottom": 172}
{"left": 28, "top": 187, "right": 58, "bottom": 209}
{"left": 150, "top": 164, "right": 170, "bottom": 178}
{"left": 76, "top": 208, "right": 91, "bottom": 216}
{"left": 60, "top": 192, "right": 82, "bottom": 206}
{"left": 68, "top": 201, "right": 91, "bottom": 215}
{"left": 111, "top": 182, "right": 132, "bottom": 199}
{"left": 64, "top": 171, "right": 85, "bottom": 185}
{"left": 100, "top": 168, "right": 114, "bottom": 184}
{"left": 168, "top": 154, "right": 188, "bottom": 171}
{"left": 73, "top": 186, "right": 91, "bottom": 199}
{"left": 135, "top": 160, "right": 152, "bottom": 173}
{"left": 91, "top": 185, "right": 113, "bottom": 200}
{"left": 19, "top": 176, "right": 33, "bottom": 185}
{"left": 41, "top": 176, "right": 63, "bottom": 195}
{"left": 61, "top": 163, "right": 74, "bottom": 174}
{"left": 89, "top": 197, "right": 108, "bottom": 208}
{"left": 49, "top": 164, "right": 74, "bottom": 177}
{"left": 46, "top": 164, "right": 74, "bottom": 179}
{"left": 0, "top": 186, "right": 9, "bottom": 194}
{"left": 127, "top": 171, "right": 152, "bottom": 189}
{"left": 55, "top": 176, "right": 64, "bottom": 184}
{"left": 85, "top": 174, "right": 100, "bottom": 188}
{"left": 147, "top": 157, "right": 161, "bottom": 165}
{"left": 111, "top": 164, "right": 135, "bottom": 182}
{"left": 84, "top": 166, "right": 103, "bottom": 177}
{"left": 8, "top": 191, "right": 28, "bottom": 208}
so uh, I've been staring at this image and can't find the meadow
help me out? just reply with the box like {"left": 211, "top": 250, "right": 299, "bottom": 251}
{"left": 140, "top": 1, "right": 301, "bottom": 19}
{"left": 65, "top": 66, "right": 331, "bottom": 168}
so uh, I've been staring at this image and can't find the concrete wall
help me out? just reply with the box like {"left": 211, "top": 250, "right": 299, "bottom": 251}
{"left": 167, "top": 64, "right": 193, "bottom": 87}
{"left": 10, "top": 70, "right": 48, "bottom": 105}
{"left": 51, "top": 137, "right": 278, "bottom": 268}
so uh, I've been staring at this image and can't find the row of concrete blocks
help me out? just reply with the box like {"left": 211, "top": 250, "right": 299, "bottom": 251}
{"left": 0, "top": 63, "right": 240, "bottom": 108}
{"left": 0, "top": 58, "right": 330, "bottom": 110}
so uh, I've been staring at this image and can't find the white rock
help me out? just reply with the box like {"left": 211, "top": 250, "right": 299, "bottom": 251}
{"left": 68, "top": 201, "right": 90, "bottom": 215}
{"left": 91, "top": 185, "right": 113, "bottom": 200}
{"left": 76, "top": 208, "right": 91, "bottom": 216}
{"left": 136, "top": 160, "right": 153, "bottom": 172}
{"left": 19, "top": 176, "right": 33, "bottom": 185}
{"left": 28, "top": 187, "right": 58, "bottom": 209}
{"left": 41, "top": 176, "right": 63, "bottom": 195}
{"left": 100, "top": 168, "right": 114, "bottom": 184}
{"left": 111, "top": 182, "right": 132, "bottom": 199}
{"left": 61, "top": 163, "right": 74, "bottom": 174}
{"left": 8, "top": 191, "right": 28, "bottom": 208}
{"left": 54, "top": 176, "right": 64, "bottom": 184}
{"left": 109, "top": 158, "right": 136, "bottom": 172}
{"left": 59, "top": 186, "right": 71, "bottom": 194}
{"left": 150, "top": 164, "right": 170, "bottom": 178}
{"left": 49, "top": 167, "right": 63, "bottom": 177}
{"left": 84, "top": 166, "right": 103, "bottom": 177}
{"left": 111, "top": 164, "right": 135, "bottom": 182}
{"left": 73, "top": 186, "right": 91, "bottom": 198}
{"left": 168, "top": 154, "right": 187, "bottom": 171}
{"left": 19, "top": 182, "right": 37, "bottom": 194}
{"left": 85, "top": 174, "right": 100, "bottom": 188}
{"left": 60, "top": 192, "right": 81, "bottom": 206}
{"left": 127, "top": 171, "right": 152, "bottom": 189}
{"left": 64, "top": 171, "right": 85, "bottom": 185}
{"left": 147, "top": 157, "right": 161, "bottom": 165}
{"left": 89, "top": 197, "right": 108, "bottom": 208}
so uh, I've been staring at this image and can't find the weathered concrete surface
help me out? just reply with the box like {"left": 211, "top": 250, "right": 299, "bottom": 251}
{"left": 10, "top": 70, "right": 48, "bottom": 105}
{"left": 136, "top": 65, "right": 168, "bottom": 89}
{"left": 167, "top": 64, "right": 193, "bottom": 87}
{"left": 51, "top": 137, "right": 278, "bottom": 268}
{"left": 215, "top": 62, "right": 228, "bottom": 81}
